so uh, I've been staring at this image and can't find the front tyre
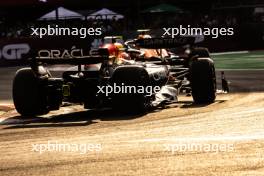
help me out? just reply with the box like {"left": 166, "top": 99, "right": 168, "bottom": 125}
{"left": 190, "top": 58, "right": 216, "bottom": 104}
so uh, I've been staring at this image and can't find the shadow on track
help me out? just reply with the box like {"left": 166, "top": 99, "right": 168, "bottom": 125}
{"left": 1, "top": 108, "right": 146, "bottom": 129}
{"left": 1, "top": 98, "right": 227, "bottom": 129}
{"left": 180, "top": 99, "right": 226, "bottom": 108}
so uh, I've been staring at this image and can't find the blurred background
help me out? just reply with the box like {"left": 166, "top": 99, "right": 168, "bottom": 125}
{"left": 0, "top": 0, "right": 263, "bottom": 66}
{"left": 0, "top": 0, "right": 264, "bottom": 100}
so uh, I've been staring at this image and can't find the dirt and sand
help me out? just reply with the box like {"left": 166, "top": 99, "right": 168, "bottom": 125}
{"left": 0, "top": 67, "right": 264, "bottom": 175}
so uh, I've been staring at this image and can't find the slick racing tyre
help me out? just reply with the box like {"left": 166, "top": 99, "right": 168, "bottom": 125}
{"left": 190, "top": 58, "right": 216, "bottom": 104}
{"left": 111, "top": 65, "right": 151, "bottom": 113}
{"left": 13, "top": 68, "right": 50, "bottom": 116}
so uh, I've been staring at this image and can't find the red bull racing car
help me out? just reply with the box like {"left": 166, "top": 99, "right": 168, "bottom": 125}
{"left": 12, "top": 35, "right": 216, "bottom": 117}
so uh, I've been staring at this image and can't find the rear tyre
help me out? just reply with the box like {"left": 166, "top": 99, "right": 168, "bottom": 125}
{"left": 190, "top": 58, "right": 216, "bottom": 104}
{"left": 111, "top": 66, "right": 151, "bottom": 113}
{"left": 13, "top": 68, "right": 50, "bottom": 116}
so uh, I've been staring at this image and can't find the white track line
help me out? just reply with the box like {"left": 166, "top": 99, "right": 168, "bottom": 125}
{"left": 130, "top": 134, "right": 264, "bottom": 143}
{"left": 216, "top": 69, "right": 264, "bottom": 71}
{"left": 211, "top": 51, "right": 249, "bottom": 56}
{"left": 0, "top": 103, "right": 13, "bottom": 106}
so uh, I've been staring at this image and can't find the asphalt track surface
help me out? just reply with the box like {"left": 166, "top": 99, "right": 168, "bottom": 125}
{"left": 0, "top": 66, "right": 264, "bottom": 175}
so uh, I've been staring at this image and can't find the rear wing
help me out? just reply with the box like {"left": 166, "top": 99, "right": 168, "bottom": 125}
{"left": 134, "top": 37, "right": 195, "bottom": 49}
{"left": 33, "top": 56, "right": 108, "bottom": 65}
{"left": 30, "top": 48, "right": 109, "bottom": 66}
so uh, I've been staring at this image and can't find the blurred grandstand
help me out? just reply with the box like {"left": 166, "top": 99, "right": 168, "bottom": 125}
{"left": 0, "top": 0, "right": 263, "bottom": 53}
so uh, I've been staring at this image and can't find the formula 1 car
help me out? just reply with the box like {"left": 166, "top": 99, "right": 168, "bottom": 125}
{"left": 12, "top": 36, "right": 216, "bottom": 117}
{"left": 124, "top": 37, "right": 216, "bottom": 102}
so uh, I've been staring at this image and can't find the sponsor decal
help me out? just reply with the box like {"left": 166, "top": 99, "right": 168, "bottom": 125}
{"left": 0, "top": 43, "right": 30, "bottom": 60}
{"left": 37, "top": 46, "right": 89, "bottom": 58}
